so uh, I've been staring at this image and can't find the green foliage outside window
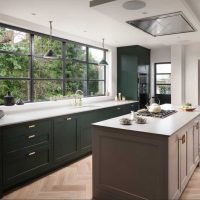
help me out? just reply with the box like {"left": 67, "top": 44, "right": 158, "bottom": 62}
{"left": 0, "top": 26, "right": 105, "bottom": 105}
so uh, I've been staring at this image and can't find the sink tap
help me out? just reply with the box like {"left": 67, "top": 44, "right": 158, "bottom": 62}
{"left": 74, "top": 90, "right": 84, "bottom": 106}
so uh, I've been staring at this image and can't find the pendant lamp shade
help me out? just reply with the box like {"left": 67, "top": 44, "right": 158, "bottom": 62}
{"left": 99, "top": 38, "right": 108, "bottom": 66}
{"left": 44, "top": 21, "right": 57, "bottom": 59}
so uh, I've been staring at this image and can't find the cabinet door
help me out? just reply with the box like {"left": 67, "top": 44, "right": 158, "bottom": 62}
{"left": 193, "top": 121, "right": 199, "bottom": 164}
{"left": 187, "top": 125, "right": 195, "bottom": 176}
{"left": 178, "top": 132, "right": 187, "bottom": 191}
{"left": 78, "top": 112, "right": 101, "bottom": 153}
{"left": 53, "top": 116, "right": 78, "bottom": 163}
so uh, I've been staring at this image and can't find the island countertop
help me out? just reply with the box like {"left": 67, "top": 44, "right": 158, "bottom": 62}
{"left": 93, "top": 105, "right": 200, "bottom": 136}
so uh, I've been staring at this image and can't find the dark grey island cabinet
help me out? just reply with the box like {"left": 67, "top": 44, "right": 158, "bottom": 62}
{"left": 0, "top": 102, "right": 138, "bottom": 197}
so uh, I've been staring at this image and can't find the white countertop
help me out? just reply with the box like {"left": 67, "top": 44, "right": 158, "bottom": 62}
{"left": 0, "top": 100, "right": 137, "bottom": 127}
{"left": 93, "top": 105, "right": 200, "bottom": 136}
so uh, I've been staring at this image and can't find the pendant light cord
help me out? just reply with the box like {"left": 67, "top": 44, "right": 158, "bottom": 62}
{"left": 49, "top": 21, "right": 53, "bottom": 49}
{"left": 102, "top": 38, "right": 105, "bottom": 49}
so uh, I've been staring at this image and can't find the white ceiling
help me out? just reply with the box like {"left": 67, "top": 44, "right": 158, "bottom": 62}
{"left": 0, "top": 0, "right": 200, "bottom": 48}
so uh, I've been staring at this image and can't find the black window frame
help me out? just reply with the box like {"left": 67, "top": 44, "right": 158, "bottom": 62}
{"left": 0, "top": 23, "right": 107, "bottom": 103}
{"left": 154, "top": 62, "right": 171, "bottom": 96}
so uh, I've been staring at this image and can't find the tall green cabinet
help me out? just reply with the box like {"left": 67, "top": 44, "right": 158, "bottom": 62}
{"left": 117, "top": 45, "right": 150, "bottom": 108}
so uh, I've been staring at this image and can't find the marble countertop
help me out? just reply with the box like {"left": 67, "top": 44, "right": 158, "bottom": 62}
{"left": 93, "top": 105, "right": 200, "bottom": 136}
{"left": 0, "top": 100, "right": 137, "bottom": 127}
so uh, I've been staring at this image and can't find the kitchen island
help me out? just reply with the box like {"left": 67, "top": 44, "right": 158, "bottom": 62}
{"left": 92, "top": 106, "right": 200, "bottom": 200}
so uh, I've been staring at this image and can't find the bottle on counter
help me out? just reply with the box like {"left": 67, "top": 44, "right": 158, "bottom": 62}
{"left": 118, "top": 93, "right": 122, "bottom": 101}
{"left": 4, "top": 91, "right": 15, "bottom": 106}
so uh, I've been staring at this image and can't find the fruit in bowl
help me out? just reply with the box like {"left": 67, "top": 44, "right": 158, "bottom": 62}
{"left": 181, "top": 103, "right": 196, "bottom": 111}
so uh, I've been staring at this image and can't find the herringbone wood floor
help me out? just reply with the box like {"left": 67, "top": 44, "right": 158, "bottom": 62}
{"left": 2, "top": 155, "right": 200, "bottom": 200}
{"left": 2, "top": 156, "right": 92, "bottom": 200}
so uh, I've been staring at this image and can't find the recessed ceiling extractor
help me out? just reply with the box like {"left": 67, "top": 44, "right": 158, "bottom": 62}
{"left": 126, "top": 11, "right": 196, "bottom": 37}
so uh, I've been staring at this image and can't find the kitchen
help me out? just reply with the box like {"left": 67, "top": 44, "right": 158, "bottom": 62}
{"left": 0, "top": 0, "right": 200, "bottom": 199}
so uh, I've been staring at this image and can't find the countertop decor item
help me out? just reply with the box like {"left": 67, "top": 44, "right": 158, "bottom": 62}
{"left": 119, "top": 118, "right": 132, "bottom": 125}
{"left": 4, "top": 91, "right": 15, "bottom": 106}
{"left": 16, "top": 99, "right": 24, "bottom": 105}
{"left": 181, "top": 103, "right": 196, "bottom": 111}
{"left": 135, "top": 116, "right": 147, "bottom": 124}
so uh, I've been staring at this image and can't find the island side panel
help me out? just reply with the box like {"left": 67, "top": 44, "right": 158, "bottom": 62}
{"left": 92, "top": 126, "right": 168, "bottom": 200}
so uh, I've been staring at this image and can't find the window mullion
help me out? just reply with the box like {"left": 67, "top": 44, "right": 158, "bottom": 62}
{"left": 86, "top": 47, "right": 89, "bottom": 96}
{"left": 62, "top": 42, "right": 66, "bottom": 96}
{"left": 30, "top": 34, "right": 34, "bottom": 102}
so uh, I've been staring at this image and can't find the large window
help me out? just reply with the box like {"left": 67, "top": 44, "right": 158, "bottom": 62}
{"left": 0, "top": 24, "right": 106, "bottom": 104}
{"left": 155, "top": 62, "right": 171, "bottom": 104}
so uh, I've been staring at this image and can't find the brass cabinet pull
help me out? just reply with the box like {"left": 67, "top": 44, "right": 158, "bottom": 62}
{"left": 28, "top": 134, "right": 36, "bottom": 139}
{"left": 117, "top": 107, "right": 121, "bottom": 110}
{"left": 195, "top": 122, "right": 199, "bottom": 130}
{"left": 28, "top": 124, "right": 36, "bottom": 128}
{"left": 28, "top": 152, "right": 36, "bottom": 156}
{"left": 67, "top": 117, "right": 72, "bottom": 121}
{"left": 178, "top": 134, "right": 186, "bottom": 144}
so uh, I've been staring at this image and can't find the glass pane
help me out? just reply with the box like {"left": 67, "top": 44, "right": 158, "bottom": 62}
{"left": 156, "top": 63, "right": 171, "bottom": 73}
{"left": 34, "top": 80, "right": 62, "bottom": 101}
{"left": 66, "top": 42, "right": 86, "bottom": 61}
{"left": 0, "top": 80, "right": 29, "bottom": 104}
{"left": 0, "top": 53, "right": 29, "bottom": 78}
{"left": 88, "top": 64, "right": 104, "bottom": 80}
{"left": 33, "top": 58, "right": 62, "bottom": 79}
{"left": 0, "top": 27, "right": 30, "bottom": 54}
{"left": 66, "top": 81, "right": 87, "bottom": 97}
{"left": 66, "top": 61, "right": 87, "bottom": 80}
{"left": 34, "top": 35, "right": 62, "bottom": 57}
{"left": 88, "top": 81, "right": 104, "bottom": 96}
{"left": 156, "top": 85, "right": 171, "bottom": 94}
{"left": 89, "top": 48, "right": 104, "bottom": 63}
{"left": 156, "top": 74, "right": 171, "bottom": 84}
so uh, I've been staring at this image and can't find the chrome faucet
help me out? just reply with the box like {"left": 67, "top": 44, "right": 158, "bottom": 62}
{"left": 74, "top": 90, "right": 84, "bottom": 106}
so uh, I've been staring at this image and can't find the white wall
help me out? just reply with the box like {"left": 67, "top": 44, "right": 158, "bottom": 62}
{"left": 171, "top": 45, "right": 185, "bottom": 105}
{"left": 184, "top": 43, "right": 200, "bottom": 106}
{"left": 150, "top": 46, "right": 171, "bottom": 96}
{"left": 0, "top": 14, "right": 117, "bottom": 97}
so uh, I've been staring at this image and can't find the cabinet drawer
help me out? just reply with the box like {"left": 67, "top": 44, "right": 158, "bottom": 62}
{"left": 3, "top": 120, "right": 51, "bottom": 152}
{"left": 4, "top": 142, "right": 50, "bottom": 184}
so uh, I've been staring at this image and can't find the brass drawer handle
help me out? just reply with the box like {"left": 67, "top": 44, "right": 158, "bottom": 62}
{"left": 117, "top": 107, "right": 121, "bottom": 110}
{"left": 28, "top": 124, "right": 36, "bottom": 128}
{"left": 195, "top": 122, "right": 199, "bottom": 130}
{"left": 178, "top": 134, "right": 186, "bottom": 144}
{"left": 28, "top": 152, "right": 36, "bottom": 156}
{"left": 67, "top": 117, "right": 72, "bottom": 121}
{"left": 28, "top": 134, "right": 36, "bottom": 139}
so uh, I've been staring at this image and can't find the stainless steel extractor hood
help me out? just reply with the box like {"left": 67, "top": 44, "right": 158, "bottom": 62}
{"left": 127, "top": 11, "right": 196, "bottom": 37}
{"left": 90, "top": 0, "right": 117, "bottom": 7}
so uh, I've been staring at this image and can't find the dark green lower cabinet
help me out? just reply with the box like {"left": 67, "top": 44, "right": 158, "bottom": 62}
{"left": 53, "top": 115, "right": 78, "bottom": 163}
{"left": 0, "top": 102, "right": 138, "bottom": 196}
{"left": 78, "top": 111, "right": 101, "bottom": 154}
{"left": 4, "top": 143, "right": 50, "bottom": 188}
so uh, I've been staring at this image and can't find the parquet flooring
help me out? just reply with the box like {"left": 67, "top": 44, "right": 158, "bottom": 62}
{"left": 181, "top": 167, "right": 200, "bottom": 200}
{"left": 2, "top": 156, "right": 92, "bottom": 200}
{"left": 2, "top": 155, "right": 200, "bottom": 200}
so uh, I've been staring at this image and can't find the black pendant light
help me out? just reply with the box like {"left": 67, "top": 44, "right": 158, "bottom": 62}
{"left": 99, "top": 38, "right": 108, "bottom": 66}
{"left": 44, "top": 21, "right": 57, "bottom": 59}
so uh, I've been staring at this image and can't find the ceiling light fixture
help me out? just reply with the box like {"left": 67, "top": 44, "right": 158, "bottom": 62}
{"left": 123, "top": 0, "right": 146, "bottom": 10}
{"left": 44, "top": 21, "right": 57, "bottom": 59}
{"left": 99, "top": 38, "right": 108, "bottom": 66}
